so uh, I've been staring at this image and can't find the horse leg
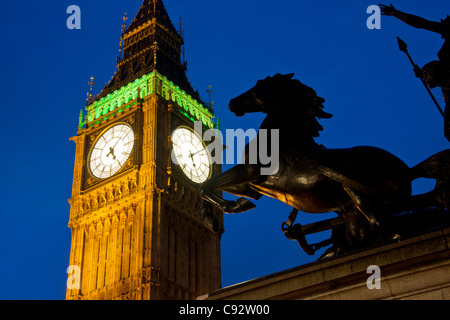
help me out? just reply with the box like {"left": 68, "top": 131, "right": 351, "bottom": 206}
{"left": 340, "top": 208, "right": 372, "bottom": 246}
{"left": 201, "top": 183, "right": 263, "bottom": 231}
{"left": 221, "top": 184, "right": 263, "bottom": 201}
{"left": 200, "top": 164, "right": 261, "bottom": 213}
{"left": 343, "top": 186, "right": 381, "bottom": 231}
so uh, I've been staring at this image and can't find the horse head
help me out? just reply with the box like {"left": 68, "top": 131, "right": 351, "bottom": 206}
{"left": 442, "top": 15, "right": 450, "bottom": 40}
{"left": 229, "top": 73, "right": 333, "bottom": 138}
{"left": 229, "top": 73, "right": 332, "bottom": 118}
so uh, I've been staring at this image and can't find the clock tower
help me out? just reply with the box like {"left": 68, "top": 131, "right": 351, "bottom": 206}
{"left": 66, "top": 0, "right": 223, "bottom": 300}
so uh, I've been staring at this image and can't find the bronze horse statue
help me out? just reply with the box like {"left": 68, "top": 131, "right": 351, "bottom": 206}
{"left": 200, "top": 73, "right": 450, "bottom": 256}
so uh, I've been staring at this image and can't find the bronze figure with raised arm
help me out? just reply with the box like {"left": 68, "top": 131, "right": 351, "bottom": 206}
{"left": 380, "top": 4, "right": 450, "bottom": 142}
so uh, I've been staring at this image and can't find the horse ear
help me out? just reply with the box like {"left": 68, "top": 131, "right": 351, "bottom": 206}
{"left": 285, "top": 73, "right": 295, "bottom": 79}
{"left": 272, "top": 74, "right": 282, "bottom": 79}
{"left": 315, "top": 108, "right": 333, "bottom": 119}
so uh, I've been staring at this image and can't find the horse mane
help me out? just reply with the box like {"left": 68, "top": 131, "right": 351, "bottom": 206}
{"left": 281, "top": 74, "right": 333, "bottom": 138}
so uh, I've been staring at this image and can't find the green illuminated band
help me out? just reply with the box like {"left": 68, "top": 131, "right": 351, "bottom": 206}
{"left": 81, "top": 71, "right": 215, "bottom": 129}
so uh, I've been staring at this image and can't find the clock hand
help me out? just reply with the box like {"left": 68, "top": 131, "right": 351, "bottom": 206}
{"left": 189, "top": 147, "right": 208, "bottom": 168}
{"left": 106, "top": 147, "right": 116, "bottom": 160}
{"left": 190, "top": 148, "right": 206, "bottom": 156}
{"left": 110, "top": 130, "right": 129, "bottom": 153}
{"left": 107, "top": 131, "right": 129, "bottom": 162}
{"left": 189, "top": 151, "right": 197, "bottom": 168}
{"left": 112, "top": 133, "right": 125, "bottom": 149}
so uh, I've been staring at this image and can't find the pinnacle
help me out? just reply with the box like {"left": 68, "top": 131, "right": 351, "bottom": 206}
{"left": 125, "top": 0, "right": 179, "bottom": 38}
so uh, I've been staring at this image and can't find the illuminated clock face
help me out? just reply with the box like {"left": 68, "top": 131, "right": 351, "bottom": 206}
{"left": 171, "top": 127, "right": 212, "bottom": 183}
{"left": 89, "top": 123, "right": 135, "bottom": 179}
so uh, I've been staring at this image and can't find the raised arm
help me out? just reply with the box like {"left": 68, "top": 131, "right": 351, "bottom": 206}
{"left": 380, "top": 4, "right": 443, "bottom": 35}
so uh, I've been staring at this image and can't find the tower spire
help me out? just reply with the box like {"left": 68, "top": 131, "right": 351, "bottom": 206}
{"left": 207, "top": 85, "right": 214, "bottom": 112}
{"left": 117, "top": 12, "right": 128, "bottom": 62}
{"left": 124, "top": 0, "right": 180, "bottom": 37}
{"left": 179, "top": 17, "right": 183, "bottom": 38}
{"left": 86, "top": 76, "right": 95, "bottom": 105}
{"left": 90, "top": 0, "right": 204, "bottom": 109}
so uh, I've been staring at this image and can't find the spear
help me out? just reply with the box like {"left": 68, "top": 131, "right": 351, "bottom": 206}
{"left": 397, "top": 36, "right": 444, "bottom": 118}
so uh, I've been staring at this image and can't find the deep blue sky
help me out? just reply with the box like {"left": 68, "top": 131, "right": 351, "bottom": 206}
{"left": 0, "top": 0, "right": 448, "bottom": 299}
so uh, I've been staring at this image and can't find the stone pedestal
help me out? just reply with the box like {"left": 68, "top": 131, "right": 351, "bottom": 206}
{"left": 206, "top": 226, "right": 450, "bottom": 300}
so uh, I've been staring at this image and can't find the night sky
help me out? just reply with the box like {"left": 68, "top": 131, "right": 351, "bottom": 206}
{"left": 0, "top": 0, "right": 448, "bottom": 299}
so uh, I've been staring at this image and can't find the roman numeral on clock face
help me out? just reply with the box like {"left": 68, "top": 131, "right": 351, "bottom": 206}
{"left": 171, "top": 127, "right": 212, "bottom": 183}
{"left": 89, "top": 123, "right": 135, "bottom": 179}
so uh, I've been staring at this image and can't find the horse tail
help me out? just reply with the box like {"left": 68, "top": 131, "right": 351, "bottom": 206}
{"left": 409, "top": 149, "right": 450, "bottom": 212}
{"left": 410, "top": 149, "right": 450, "bottom": 181}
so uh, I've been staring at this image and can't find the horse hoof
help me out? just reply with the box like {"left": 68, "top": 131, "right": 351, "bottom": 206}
{"left": 236, "top": 198, "right": 256, "bottom": 212}
{"left": 224, "top": 198, "right": 256, "bottom": 213}
{"left": 319, "top": 245, "right": 340, "bottom": 259}
{"left": 201, "top": 208, "right": 218, "bottom": 232}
